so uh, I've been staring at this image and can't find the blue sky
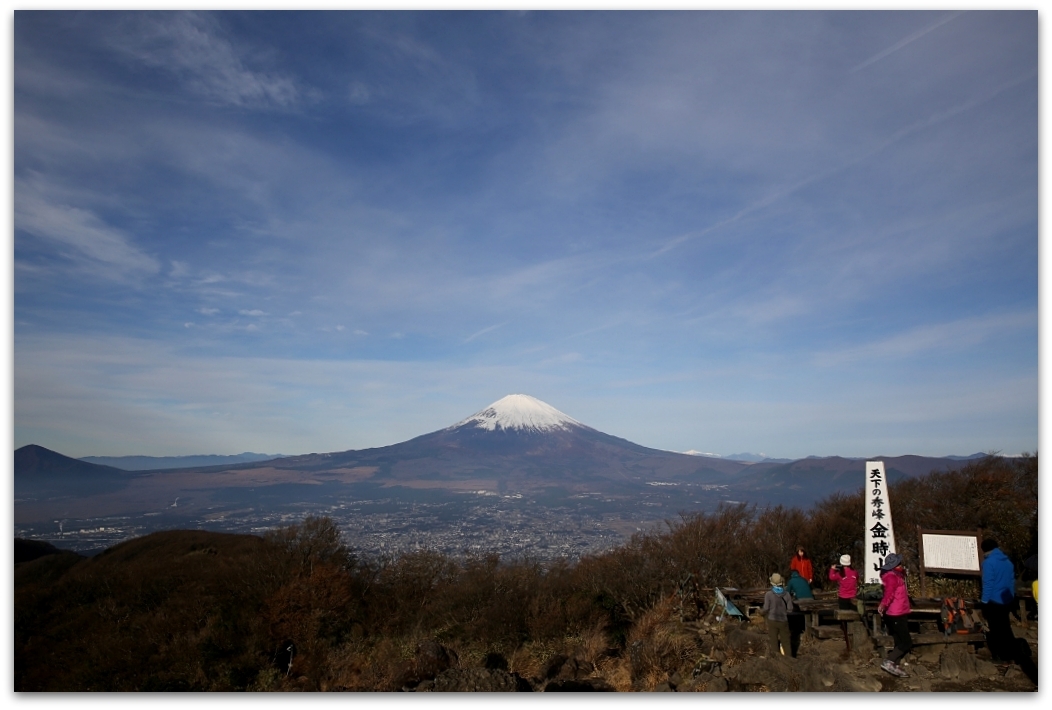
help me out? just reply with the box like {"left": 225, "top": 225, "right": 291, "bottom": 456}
{"left": 10, "top": 10, "right": 1038, "bottom": 459}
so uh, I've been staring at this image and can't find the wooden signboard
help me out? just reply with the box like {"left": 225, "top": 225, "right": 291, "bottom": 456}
{"left": 917, "top": 526, "right": 982, "bottom": 598}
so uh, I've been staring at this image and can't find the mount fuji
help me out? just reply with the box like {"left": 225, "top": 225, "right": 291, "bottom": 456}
{"left": 261, "top": 394, "right": 750, "bottom": 492}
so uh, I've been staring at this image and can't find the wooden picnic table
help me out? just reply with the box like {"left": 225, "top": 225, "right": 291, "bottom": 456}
{"left": 795, "top": 596, "right": 985, "bottom": 649}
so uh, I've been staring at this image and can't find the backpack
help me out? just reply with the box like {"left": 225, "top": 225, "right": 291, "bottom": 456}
{"left": 941, "top": 597, "right": 974, "bottom": 635}
{"left": 858, "top": 582, "right": 883, "bottom": 601}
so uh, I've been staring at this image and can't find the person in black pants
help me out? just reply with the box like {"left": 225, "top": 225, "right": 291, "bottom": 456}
{"left": 981, "top": 539, "right": 1037, "bottom": 686}
{"left": 877, "top": 553, "right": 912, "bottom": 678}
{"left": 981, "top": 539, "right": 1017, "bottom": 661}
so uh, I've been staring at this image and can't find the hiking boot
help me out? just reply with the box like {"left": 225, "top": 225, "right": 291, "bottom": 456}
{"left": 881, "top": 660, "right": 908, "bottom": 678}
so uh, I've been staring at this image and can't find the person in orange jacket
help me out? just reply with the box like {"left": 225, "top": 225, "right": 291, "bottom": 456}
{"left": 790, "top": 546, "right": 814, "bottom": 584}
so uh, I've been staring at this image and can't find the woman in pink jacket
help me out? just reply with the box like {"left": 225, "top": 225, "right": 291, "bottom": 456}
{"left": 828, "top": 554, "right": 859, "bottom": 610}
{"left": 877, "top": 553, "right": 912, "bottom": 678}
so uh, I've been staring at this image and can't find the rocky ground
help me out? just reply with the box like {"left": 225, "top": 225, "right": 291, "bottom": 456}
{"left": 707, "top": 617, "right": 1039, "bottom": 693}
{"left": 398, "top": 613, "right": 1038, "bottom": 692}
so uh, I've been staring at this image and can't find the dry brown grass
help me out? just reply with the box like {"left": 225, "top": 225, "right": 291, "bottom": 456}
{"left": 595, "top": 655, "right": 633, "bottom": 691}
{"left": 626, "top": 593, "right": 677, "bottom": 643}
{"left": 577, "top": 621, "right": 612, "bottom": 666}
{"left": 508, "top": 642, "right": 551, "bottom": 679}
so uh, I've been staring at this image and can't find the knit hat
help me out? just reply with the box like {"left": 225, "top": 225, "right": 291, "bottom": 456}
{"left": 770, "top": 572, "right": 785, "bottom": 586}
{"left": 879, "top": 553, "right": 903, "bottom": 572}
{"left": 839, "top": 554, "right": 851, "bottom": 566}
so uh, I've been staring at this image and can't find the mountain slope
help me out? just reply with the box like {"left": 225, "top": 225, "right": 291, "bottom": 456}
{"left": 80, "top": 452, "right": 285, "bottom": 471}
{"left": 15, "top": 445, "right": 137, "bottom": 498}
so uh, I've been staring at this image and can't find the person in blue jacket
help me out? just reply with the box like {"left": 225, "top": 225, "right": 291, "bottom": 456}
{"left": 980, "top": 539, "right": 1017, "bottom": 661}
{"left": 980, "top": 539, "right": 1038, "bottom": 686}
{"left": 786, "top": 569, "right": 814, "bottom": 600}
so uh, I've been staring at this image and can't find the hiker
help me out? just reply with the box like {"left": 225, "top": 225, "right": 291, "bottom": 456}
{"left": 829, "top": 554, "right": 859, "bottom": 610}
{"left": 785, "top": 569, "right": 811, "bottom": 656}
{"left": 980, "top": 539, "right": 1016, "bottom": 661}
{"left": 877, "top": 553, "right": 912, "bottom": 678}
{"left": 790, "top": 546, "right": 814, "bottom": 584}
{"left": 980, "top": 539, "right": 1038, "bottom": 686}
{"left": 761, "top": 572, "right": 795, "bottom": 658}
{"left": 786, "top": 569, "right": 813, "bottom": 600}
{"left": 980, "top": 539, "right": 1019, "bottom": 661}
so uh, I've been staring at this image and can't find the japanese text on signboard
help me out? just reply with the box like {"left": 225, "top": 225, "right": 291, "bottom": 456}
{"left": 863, "top": 461, "right": 896, "bottom": 584}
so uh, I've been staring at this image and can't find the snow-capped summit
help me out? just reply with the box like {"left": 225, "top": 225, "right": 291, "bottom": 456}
{"left": 451, "top": 394, "right": 583, "bottom": 433}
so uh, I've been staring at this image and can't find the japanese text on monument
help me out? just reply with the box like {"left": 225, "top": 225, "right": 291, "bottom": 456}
{"left": 863, "top": 460, "right": 897, "bottom": 584}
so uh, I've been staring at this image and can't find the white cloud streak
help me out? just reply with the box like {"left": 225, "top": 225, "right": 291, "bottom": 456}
{"left": 850, "top": 12, "right": 964, "bottom": 73}
{"left": 465, "top": 322, "right": 508, "bottom": 343}
{"left": 14, "top": 180, "right": 160, "bottom": 278}
{"left": 651, "top": 68, "right": 1035, "bottom": 260}
{"left": 813, "top": 311, "right": 1036, "bottom": 368}
{"left": 107, "top": 12, "right": 302, "bottom": 109}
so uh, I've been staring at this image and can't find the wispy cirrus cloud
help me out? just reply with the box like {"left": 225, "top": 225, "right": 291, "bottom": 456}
{"left": 14, "top": 179, "right": 160, "bottom": 279}
{"left": 465, "top": 322, "right": 508, "bottom": 343}
{"left": 648, "top": 67, "right": 1035, "bottom": 261}
{"left": 343, "top": 19, "right": 483, "bottom": 125}
{"left": 107, "top": 12, "right": 305, "bottom": 110}
{"left": 813, "top": 311, "right": 1036, "bottom": 368}
{"left": 850, "top": 12, "right": 963, "bottom": 73}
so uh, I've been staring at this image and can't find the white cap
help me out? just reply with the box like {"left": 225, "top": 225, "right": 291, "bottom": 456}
{"left": 840, "top": 554, "right": 852, "bottom": 566}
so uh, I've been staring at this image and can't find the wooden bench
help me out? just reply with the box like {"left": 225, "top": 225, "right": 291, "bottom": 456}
{"left": 875, "top": 632, "right": 984, "bottom": 648}
{"left": 795, "top": 600, "right": 858, "bottom": 637}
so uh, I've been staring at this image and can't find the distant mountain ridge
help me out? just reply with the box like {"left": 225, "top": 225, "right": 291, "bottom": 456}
{"left": 80, "top": 452, "right": 286, "bottom": 471}
{"left": 724, "top": 453, "right": 794, "bottom": 464}
{"left": 15, "top": 395, "right": 987, "bottom": 520}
